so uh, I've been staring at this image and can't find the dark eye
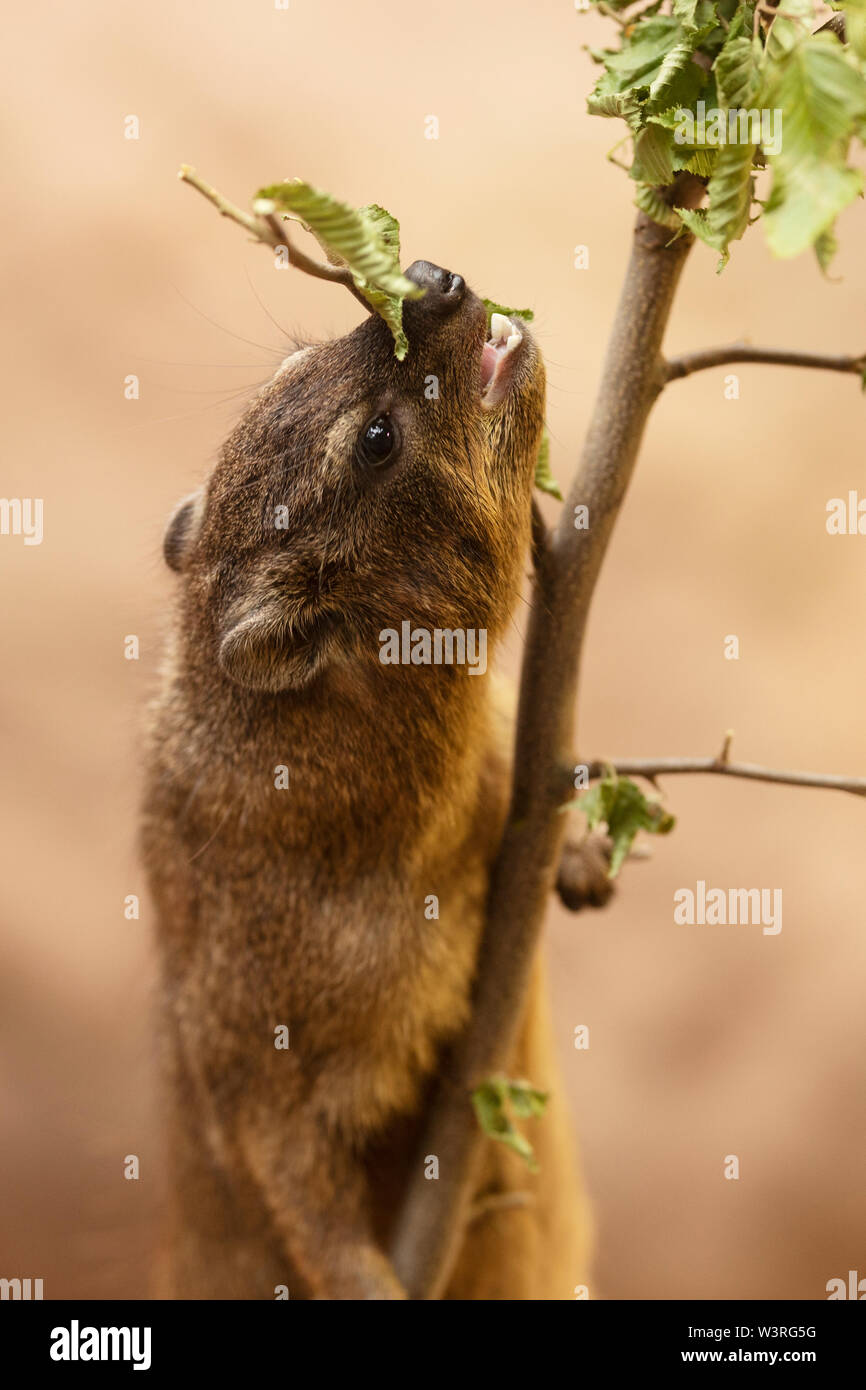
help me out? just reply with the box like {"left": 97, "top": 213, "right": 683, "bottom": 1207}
{"left": 357, "top": 414, "right": 397, "bottom": 469}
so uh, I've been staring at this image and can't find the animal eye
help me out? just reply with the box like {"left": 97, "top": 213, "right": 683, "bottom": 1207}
{"left": 357, "top": 414, "right": 397, "bottom": 469}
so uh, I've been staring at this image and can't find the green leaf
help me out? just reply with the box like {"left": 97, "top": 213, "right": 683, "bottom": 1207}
{"left": 534, "top": 429, "right": 563, "bottom": 500}
{"left": 765, "top": 37, "right": 866, "bottom": 158}
{"left": 586, "top": 88, "right": 644, "bottom": 131}
{"left": 672, "top": 144, "right": 718, "bottom": 177}
{"left": 569, "top": 770, "right": 675, "bottom": 878}
{"left": 255, "top": 181, "right": 423, "bottom": 358}
{"left": 678, "top": 137, "right": 756, "bottom": 268}
{"left": 647, "top": 30, "right": 712, "bottom": 109}
{"left": 587, "top": 0, "right": 866, "bottom": 266}
{"left": 472, "top": 1076, "right": 548, "bottom": 1171}
{"left": 358, "top": 203, "right": 401, "bottom": 259}
{"left": 715, "top": 34, "right": 762, "bottom": 110}
{"left": 482, "top": 298, "right": 535, "bottom": 323}
{"left": 761, "top": 35, "right": 866, "bottom": 259}
{"left": 673, "top": 0, "right": 701, "bottom": 32}
{"left": 765, "top": 0, "right": 815, "bottom": 62}
{"left": 630, "top": 123, "right": 676, "bottom": 184}
{"left": 591, "top": 17, "right": 685, "bottom": 98}
{"left": 634, "top": 183, "right": 683, "bottom": 229}
{"left": 764, "top": 159, "right": 863, "bottom": 258}
{"left": 840, "top": 0, "right": 866, "bottom": 60}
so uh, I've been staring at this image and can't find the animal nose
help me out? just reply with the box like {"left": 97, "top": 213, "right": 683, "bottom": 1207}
{"left": 403, "top": 260, "right": 466, "bottom": 315}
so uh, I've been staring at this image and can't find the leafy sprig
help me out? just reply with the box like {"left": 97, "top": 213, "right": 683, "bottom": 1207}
{"left": 255, "top": 181, "right": 424, "bottom": 359}
{"left": 585, "top": 0, "right": 866, "bottom": 270}
{"left": 471, "top": 1075, "right": 549, "bottom": 1170}
{"left": 566, "top": 767, "right": 676, "bottom": 877}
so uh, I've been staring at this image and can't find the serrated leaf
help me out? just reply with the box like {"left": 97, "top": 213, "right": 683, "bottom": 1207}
{"left": 482, "top": 298, "right": 535, "bottom": 323}
{"left": 647, "top": 33, "right": 706, "bottom": 106}
{"left": 353, "top": 204, "right": 415, "bottom": 357}
{"left": 765, "top": 37, "right": 866, "bottom": 157}
{"left": 359, "top": 203, "right": 401, "bottom": 258}
{"left": 586, "top": 0, "right": 866, "bottom": 266}
{"left": 631, "top": 123, "right": 676, "bottom": 183}
{"left": 723, "top": 1, "right": 751, "bottom": 43}
{"left": 673, "top": 0, "right": 701, "bottom": 31}
{"left": 634, "top": 183, "right": 683, "bottom": 228}
{"left": 764, "top": 158, "right": 863, "bottom": 258}
{"left": 715, "top": 34, "right": 762, "bottom": 110}
{"left": 678, "top": 137, "right": 756, "bottom": 268}
{"left": 255, "top": 181, "right": 422, "bottom": 358}
{"left": 534, "top": 429, "right": 562, "bottom": 500}
{"left": 672, "top": 144, "right": 718, "bottom": 176}
{"left": 761, "top": 35, "right": 866, "bottom": 259}
{"left": 587, "top": 88, "right": 644, "bottom": 131}
{"left": 472, "top": 1076, "right": 548, "bottom": 1171}
{"left": 597, "top": 16, "right": 684, "bottom": 88}
{"left": 568, "top": 771, "right": 675, "bottom": 878}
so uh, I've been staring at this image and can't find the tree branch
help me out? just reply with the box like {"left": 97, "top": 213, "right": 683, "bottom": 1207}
{"left": 663, "top": 342, "right": 866, "bottom": 383}
{"left": 177, "top": 166, "right": 371, "bottom": 309}
{"left": 579, "top": 756, "right": 866, "bottom": 799}
{"left": 530, "top": 498, "right": 550, "bottom": 571}
{"left": 390, "top": 174, "right": 706, "bottom": 1300}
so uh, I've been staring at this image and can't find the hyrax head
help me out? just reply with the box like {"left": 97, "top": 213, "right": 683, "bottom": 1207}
{"left": 165, "top": 262, "right": 546, "bottom": 693}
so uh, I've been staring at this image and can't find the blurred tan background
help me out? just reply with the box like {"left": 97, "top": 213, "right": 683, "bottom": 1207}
{"left": 1, "top": 0, "right": 864, "bottom": 1299}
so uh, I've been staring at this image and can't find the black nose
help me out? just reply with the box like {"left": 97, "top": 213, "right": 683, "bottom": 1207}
{"left": 403, "top": 260, "right": 465, "bottom": 315}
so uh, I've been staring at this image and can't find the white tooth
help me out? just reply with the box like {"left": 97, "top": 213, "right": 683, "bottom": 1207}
{"left": 490, "top": 312, "right": 511, "bottom": 343}
{"left": 505, "top": 331, "right": 522, "bottom": 353}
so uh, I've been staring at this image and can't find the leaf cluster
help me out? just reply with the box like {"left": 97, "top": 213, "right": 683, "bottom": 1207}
{"left": 586, "top": 1, "right": 866, "bottom": 269}
{"left": 569, "top": 769, "right": 675, "bottom": 877}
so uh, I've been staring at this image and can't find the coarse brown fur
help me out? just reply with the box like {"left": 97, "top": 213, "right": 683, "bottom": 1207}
{"left": 142, "top": 267, "right": 605, "bottom": 1299}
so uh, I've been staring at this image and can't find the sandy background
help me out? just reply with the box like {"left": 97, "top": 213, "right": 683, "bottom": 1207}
{"left": 1, "top": 0, "right": 864, "bottom": 1299}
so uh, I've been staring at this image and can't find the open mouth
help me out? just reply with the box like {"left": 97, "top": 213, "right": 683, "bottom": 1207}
{"left": 480, "top": 312, "right": 525, "bottom": 410}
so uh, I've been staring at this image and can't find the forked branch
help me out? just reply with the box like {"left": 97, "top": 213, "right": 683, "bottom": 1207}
{"left": 577, "top": 754, "right": 866, "bottom": 799}
{"left": 178, "top": 166, "right": 370, "bottom": 309}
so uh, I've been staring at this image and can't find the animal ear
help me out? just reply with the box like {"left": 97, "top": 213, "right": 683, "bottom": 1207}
{"left": 218, "top": 610, "right": 287, "bottom": 692}
{"left": 163, "top": 489, "right": 204, "bottom": 573}
{"left": 219, "top": 605, "right": 332, "bottom": 692}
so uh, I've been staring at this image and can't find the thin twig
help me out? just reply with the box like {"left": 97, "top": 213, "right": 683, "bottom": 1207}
{"left": 178, "top": 166, "right": 370, "bottom": 309}
{"left": 663, "top": 343, "right": 866, "bottom": 383}
{"left": 581, "top": 757, "right": 866, "bottom": 799}
{"left": 595, "top": 2, "right": 629, "bottom": 28}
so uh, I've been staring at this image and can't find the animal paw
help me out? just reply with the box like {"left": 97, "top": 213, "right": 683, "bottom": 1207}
{"left": 555, "top": 831, "right": 615, "bottom": 912}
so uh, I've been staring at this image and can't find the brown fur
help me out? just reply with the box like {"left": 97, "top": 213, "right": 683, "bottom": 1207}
{"left": 142, "top": 271, "right": 599, "bottom": 1299}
